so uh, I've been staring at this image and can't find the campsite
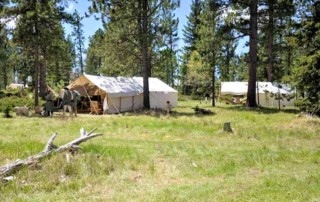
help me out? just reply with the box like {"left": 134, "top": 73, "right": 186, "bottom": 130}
{"left": 1, "top": 0, "right": 320, "bottom": 201}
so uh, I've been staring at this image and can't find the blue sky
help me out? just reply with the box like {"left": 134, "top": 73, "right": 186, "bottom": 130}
{"left": 64, "top": 1, "right": 248, "bottom": 56}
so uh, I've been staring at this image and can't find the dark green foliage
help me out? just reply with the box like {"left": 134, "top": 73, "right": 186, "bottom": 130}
{"left": 0, "top": 15, "right": 11, "bottom": 90}
{"left": 290, "top": 1, "right": 320, "bottom": 116}
{"left": 183, "top": 0, "right": 202, "bottom": 52}
{"left": 85, "top": 29, "right": 105, "bottom": 75}
{"left": 0, "top": 88, "right": 43, "bottom": 118}
{"left": 154, "top": 3, "right": 180, "bottom": 87}
{"left": 257, "top": 0, "right": 295, "bottom": 82}
{"left": 1, "top": 95, "right": 34, "bottom": 108}
{"left": 2, "top": 0, "right": 75, "bottom": 105}
{"left": 72, "top": 10, "right": 85, "bottom": 74}
{"left": 180, "top": 0, "right": 202, "bottom": 93}
{"left": 0, "top": 96, "right": 34, "bottom": 116}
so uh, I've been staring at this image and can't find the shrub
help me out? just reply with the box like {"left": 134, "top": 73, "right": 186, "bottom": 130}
{"left": 0, "top": 96, "right": 35, "bottom": 116}
{"left": 294, "top": 98, "right": 320, "bottom": 116}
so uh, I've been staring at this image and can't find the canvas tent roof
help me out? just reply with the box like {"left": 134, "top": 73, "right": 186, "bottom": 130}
{"left": 68, "top": 74, "right": 177, "bottom": 97}
{"left": 132, "top": 77, "right": 177, "bottom": 93}
{"left": 221, "top": 82, "right": 292, "bottom": 95}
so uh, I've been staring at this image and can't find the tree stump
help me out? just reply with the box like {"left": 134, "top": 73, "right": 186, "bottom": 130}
{"left": 223, "top": 122, "right": 233, "bottom": 133}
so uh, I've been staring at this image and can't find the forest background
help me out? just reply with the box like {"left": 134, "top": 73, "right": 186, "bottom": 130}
{"left": 0, "top": 0, "right": 319, "bottom": 113}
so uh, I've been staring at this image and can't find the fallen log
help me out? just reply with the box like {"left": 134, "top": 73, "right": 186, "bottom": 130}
{"left": 0, "top": 128, "right": 102, "bottom": 178}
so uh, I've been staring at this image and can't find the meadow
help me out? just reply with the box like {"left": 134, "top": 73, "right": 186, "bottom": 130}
{"left": 1, "top": 100, "right": 320, "bottom": 201}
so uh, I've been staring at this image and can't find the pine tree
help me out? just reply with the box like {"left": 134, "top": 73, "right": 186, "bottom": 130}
{"left": 183, "top": 0, "right": 202, "bottom": 52}
{"left": 247, "top": 0, "right": 258, "bottom": 107}
{"left": 218, "top": 29, "right": 238, "bottom": 81}
{"left": 156, "top": 1, "right": 179, "bottom": 87}
{"left": 258, "top": 0, "right": 294, "bottom": 82}
{"left": 72, "top": 10, "right": 86, "bottom": 75}
{"left": 197, "top": 0, "right": 221, "bottom": 106}
{"left": 4, "top": 0, "right": 74, "bottom": 104}
{"left": 181, "top": 0, "right": 202, "bottom": 94}
{"left": 291, "top": 1, "right": 320, "bottom": 115}
{"left": 86, "top": 28, "right": 105, "bottom": 75}
{"left": 228, "top": 0, "right": 259, "bottom": 107}
{"left": 89, "top": 0, "right": 180, "bottom": 109}
{"left": 0, "top": 22, "right": 10, "bottom": 89}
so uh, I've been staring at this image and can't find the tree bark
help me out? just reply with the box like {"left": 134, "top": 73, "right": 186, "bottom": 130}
{"left": 39, "top": 51, "right": 47, "bottom": 100}
{"left": 142, "top": 0, "right": 150, "bottom": 109}
{"left": 267, "top": 0, "right": 274, "bottom": 82}
{"left": 34, "top": 31, "right": 39, "bottom": 106}
{"left": 225, "top": 44, "right": 230, "bottom": 81}
{"left": 211, "top": 61, "right": 216, "bottom": 107}
{"left": 247, "top": 0, "right": 258, "bottom": 108}
{"left": 2, "top": 62, "right": 7, "bottom": 89}
{"left": 79, "top": 41, "right": 84, "bottom": 74}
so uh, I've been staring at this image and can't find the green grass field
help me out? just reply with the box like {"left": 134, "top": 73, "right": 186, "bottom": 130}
{"left": 1, "top": 100, "right": 320, "bottom": 201}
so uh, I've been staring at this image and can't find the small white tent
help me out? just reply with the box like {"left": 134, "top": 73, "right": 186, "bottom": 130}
{"left": 68, "top": 74, "right": 178, "bottom": 113}
{"left": 220, "top": 82, "right": 296, "bottom": 107}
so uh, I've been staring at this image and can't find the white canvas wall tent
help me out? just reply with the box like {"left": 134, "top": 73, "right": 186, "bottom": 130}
{"left": 133, "top": 77, "right": 178, "bottom": 109}
{"left": 220, "top": 81, "right": 296, "bottom": 107}
{"left": 68, "top": 74, "right": 178, "bottom": 113}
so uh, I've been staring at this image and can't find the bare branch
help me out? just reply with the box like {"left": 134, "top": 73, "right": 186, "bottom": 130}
{"left": 0, "top": 128, "right": 103, "bottom": 178}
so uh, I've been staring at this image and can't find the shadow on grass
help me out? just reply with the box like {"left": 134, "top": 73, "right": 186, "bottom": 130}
{"left": 171, "top": 110, "right": 216, "bottom": 118}
{"left": 121, "top": 108, "right": 215, "bottom": 118}
{"left": 216, "top": 105, "right": 300, "bottom": 114}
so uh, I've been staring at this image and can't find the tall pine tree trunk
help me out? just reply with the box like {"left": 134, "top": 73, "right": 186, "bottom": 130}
{"left": 247, "top": 0, "right": 258, "bottom": 107}
{"left": 34, "top": 2, "right": 39, "bottom": 106}
{"left": 211, "top": 58, "right": 216, "bottom": 107}
{"left": 267, "top": 0, "right": 274, "bottom": 82}
{"left": 142, "top": 0, "right": 150, "bottom": 109}
{"left": 39, "top": 51, "right": 47, "bottom": 100}
{"left": 79, "top": 43, "right": 84, "bottom": 74}
{"left": 3, "top": 64, "right": 8, "bottom": 89}
{"left": 226, "top": 44, "right": 230, "bottom": 81}
{"left": 170, "top": 35, "right": 174, "bottom": 87}
{"left": 34, "top": 44, "right": 39, "bottom": 106}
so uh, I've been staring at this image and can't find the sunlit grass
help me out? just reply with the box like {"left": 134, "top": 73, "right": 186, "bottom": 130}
{"left": 0, "top": 100, "right": 320, "bottom": 201}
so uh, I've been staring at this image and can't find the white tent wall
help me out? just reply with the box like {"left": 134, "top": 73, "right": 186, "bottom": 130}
{"left": 257, "top": 93, "right": 295, "bottom": 107}
{"left": 149, "top": 91, "right": 178, "bottom": 109}
{"left": 133, "top": 77, "right": 178, "bottom": 109}
{"left": 107, "top": 94, "right": 144, "bottom": 113}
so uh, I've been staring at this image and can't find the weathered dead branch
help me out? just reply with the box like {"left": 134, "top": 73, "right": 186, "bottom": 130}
{"left": 0, "top": 128, "right": 102, "bottom": 178}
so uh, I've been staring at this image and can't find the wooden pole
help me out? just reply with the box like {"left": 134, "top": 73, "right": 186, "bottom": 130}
{"left": 79, "top": 76, "right": 98, "bottom": 115}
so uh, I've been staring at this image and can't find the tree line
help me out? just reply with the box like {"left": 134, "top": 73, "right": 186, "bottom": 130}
{"left": 0, "top": 0, "right": 319, "bottom": 113}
